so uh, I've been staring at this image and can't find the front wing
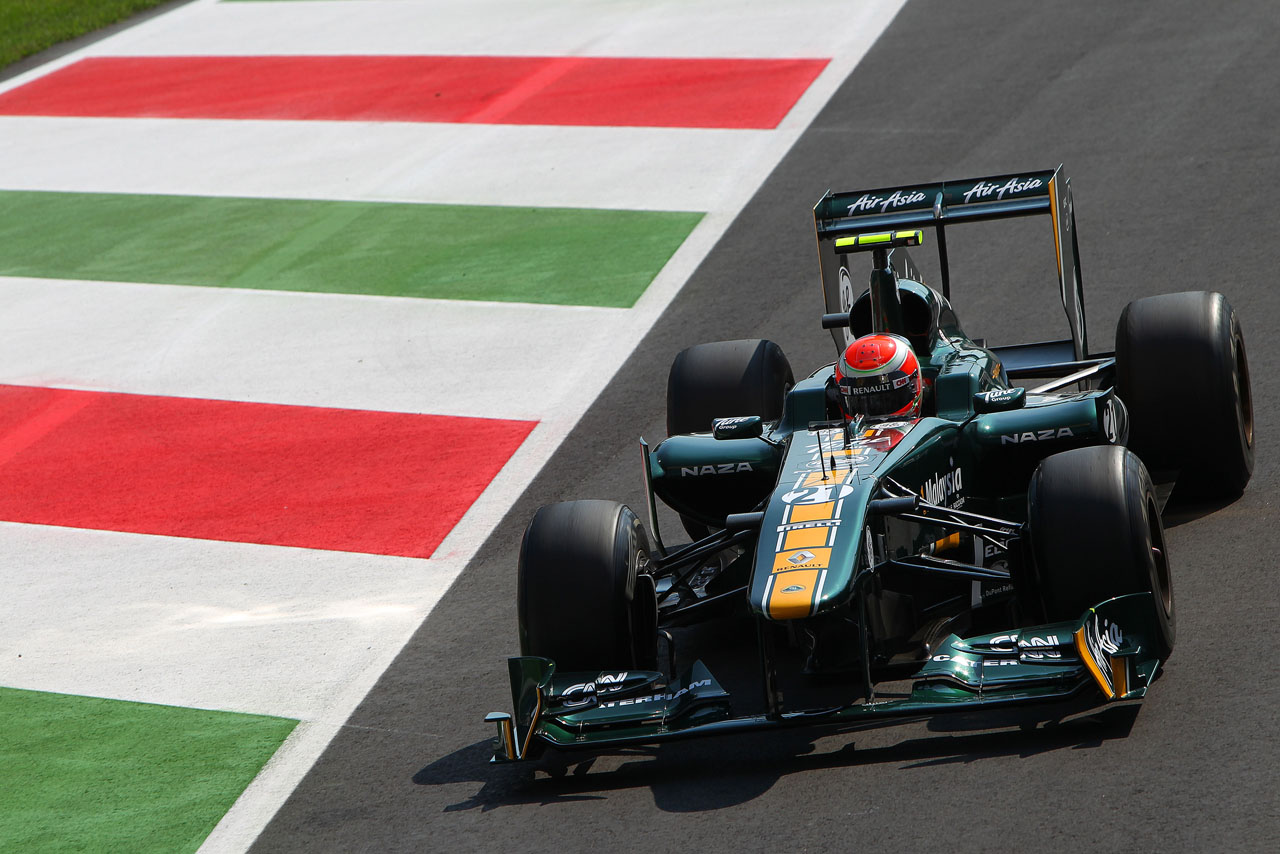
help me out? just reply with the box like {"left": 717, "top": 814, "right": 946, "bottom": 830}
{"left": 485, "top": 594, "right": 1160, "bottom": 762}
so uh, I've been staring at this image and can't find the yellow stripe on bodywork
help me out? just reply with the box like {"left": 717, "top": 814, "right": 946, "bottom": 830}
{"left": 768, "top": 569, "right": 820, "bottom": 619}
{"left": 1111, "top": 654, "right": 1129, "bottom": 697}
{"left": 772, "top": 547, "right": 832, "bottom": 572}
{"left": 501, "top": 718, "right": 517, "bottom": 760}
{"left": 800, "top": 468, "right": 855, "bottom": 489}
{"left": 782, "top": 527, "right": 830, "bottom": 551}
{"left": 800, "top": 470, "right": 826, "bottom": 488}
{"left": 932, "top": 533, "right": 961, "bottom": 552}
{"left": 788, "top": 501, "right": 835, "bottom": 523}
{"left": 518, "top": 684, "right": 544, "bottom": 758}
{"left": 1048, "top": 175, "right": 1065, "bottom": 282}
{"left": 1073, "top": 625, "right": 1116, "bottom": 700}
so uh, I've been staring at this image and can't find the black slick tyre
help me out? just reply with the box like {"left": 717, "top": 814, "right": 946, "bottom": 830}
{"left": 1116, "top": 291, "right": 1253, "bottom": 499}
{"left": 1028, "top": 445, "right": 1175, "bottom": 661}
{"left": 666, "top": 339, "right": 793, "bottom": 538}
{"left": 517, "top": 500, "right": 657, "bottom": 672}
{"left": 666, "top": 339, "right": 794, "bottom": 437}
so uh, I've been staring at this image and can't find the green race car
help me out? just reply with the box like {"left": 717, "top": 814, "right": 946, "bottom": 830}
{"left": 485, "top": 166, "right": 1253, "bottom": 762}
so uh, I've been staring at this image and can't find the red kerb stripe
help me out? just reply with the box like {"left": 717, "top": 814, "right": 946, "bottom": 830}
{"left": 0, "top": 385, "right": 535, "bottom": 559}
{"left": 0, "top": 55, "right": 829, "bottom": 129}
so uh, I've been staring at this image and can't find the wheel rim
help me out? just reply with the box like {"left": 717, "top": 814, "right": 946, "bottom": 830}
{"left": 1235, "top": 331, "right": 1254, "bottom": 448}
{"left": 1147, "top": 496, "right": 1173, "bottom": 618}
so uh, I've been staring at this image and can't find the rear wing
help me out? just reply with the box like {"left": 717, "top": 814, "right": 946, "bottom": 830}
{"left": 813, "top": 166, "right": 1088, "bottom": 361}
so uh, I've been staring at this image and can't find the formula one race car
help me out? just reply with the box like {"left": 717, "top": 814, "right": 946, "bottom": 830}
{"left": 485, "top": 166, "right": 1253, "bottom": 762}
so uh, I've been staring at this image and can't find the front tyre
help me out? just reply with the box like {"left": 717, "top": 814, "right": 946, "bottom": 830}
{"left": 1028, "top": 445, "right": 1174, "bottom": 661}
{"left": 1117, "top": 291, "right": 1253, "bottom": 499}
{"left": 517, "top": 500, "right": 658, "bottom": 671}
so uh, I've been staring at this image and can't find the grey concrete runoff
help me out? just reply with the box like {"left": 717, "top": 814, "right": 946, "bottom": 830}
{"left": 253, "top": 1, "right": 1280, "bottom": 851}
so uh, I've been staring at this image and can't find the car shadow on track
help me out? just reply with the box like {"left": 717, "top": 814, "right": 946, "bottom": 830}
{"left": 1161, "top": 493, "right": 1241, "bottom": 528}
{"left": 413, "top": 706, "right": 1138, "bottom": 813}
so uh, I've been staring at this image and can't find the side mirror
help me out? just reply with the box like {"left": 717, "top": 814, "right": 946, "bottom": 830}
{"left": 973, "top": 387, "right": 1026, "bottom": 414}
{"left": 712, "top": 415, "right": 764, "bottom": 439}
{"left": 821, "top": 312, "right": 852, "bottom": 330}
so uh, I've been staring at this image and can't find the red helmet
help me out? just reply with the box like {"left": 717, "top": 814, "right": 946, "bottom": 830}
{"left": 834, "top": 333, "right": 922, "bottom": 421}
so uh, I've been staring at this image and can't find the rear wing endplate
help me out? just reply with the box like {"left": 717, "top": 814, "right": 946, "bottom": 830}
{"left": 813, "top": 166, "right": 1087, "bottom": 360}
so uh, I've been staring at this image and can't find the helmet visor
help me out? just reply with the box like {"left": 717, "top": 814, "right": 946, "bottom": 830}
{"left": 839, "top": 372, "right": 917, "bottom": 418}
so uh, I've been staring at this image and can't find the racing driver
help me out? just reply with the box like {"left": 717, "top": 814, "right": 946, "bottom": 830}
{"left": 833, "top": 332, "right": 924, "bottom": 423}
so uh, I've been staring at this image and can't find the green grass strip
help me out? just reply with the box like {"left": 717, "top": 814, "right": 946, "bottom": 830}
{"left": 0, "top": 0, "right": 173, "bottom": 70}
{"left": 0, "top": 190, "right": 702, "bottom": 307}
{"left": 0, "top": 687, "right": 297, "bottom": 853}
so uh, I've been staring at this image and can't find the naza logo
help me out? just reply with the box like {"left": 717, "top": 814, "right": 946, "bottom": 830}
{"left": 1000, "top": 427, "right": 1075, "bottom": 445}
{"left": 680, "top": 462, "right": 754, "bottom": 476}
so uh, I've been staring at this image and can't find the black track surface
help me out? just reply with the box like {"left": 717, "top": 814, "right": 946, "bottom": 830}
{"left": 254, "top": 2, "right": 1279, "bottom": 851}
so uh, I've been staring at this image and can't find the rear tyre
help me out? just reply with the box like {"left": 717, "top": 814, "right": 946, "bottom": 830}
{"left": 1028, "top": 445, "right": 1175, "bottom": 661}
{"left": 666, "top": 339, "right": 794, "bottom": 436}
{"left": 518, "top": 500, "right": 658, "bottom": 671}
{"left": 666, "top": 339, "right": 793, "bottom": 537}
{"left": 1116, "top": 291, "right": 1253, "bottom": 499}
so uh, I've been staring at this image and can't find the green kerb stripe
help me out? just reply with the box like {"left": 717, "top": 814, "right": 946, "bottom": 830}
{"left": 0, "top": 686, "right": 297, "bottom": 854}
{"left": 0, "top": 191, "right": 703, "bottom": 307}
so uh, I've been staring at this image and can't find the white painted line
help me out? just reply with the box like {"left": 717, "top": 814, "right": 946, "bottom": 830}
{"left": 0, "top": 118, "right": 781, "bottom": 213}
{"left": 0, "top": 416, "right": 604, "bottom": 721}
{"left": 0, "top": 522, "right": 441, "bottom": 720}
{"left": 0, "top": 277, "right": 627, "bottom": 420}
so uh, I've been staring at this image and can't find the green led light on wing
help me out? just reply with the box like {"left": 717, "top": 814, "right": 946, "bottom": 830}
{"left": 834, "top": 229, "right": 923, "bottom": 252}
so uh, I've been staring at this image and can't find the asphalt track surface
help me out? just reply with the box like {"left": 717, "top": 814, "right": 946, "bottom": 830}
{"left": 255, "top": 2, "right": 1279, "bottom": 851}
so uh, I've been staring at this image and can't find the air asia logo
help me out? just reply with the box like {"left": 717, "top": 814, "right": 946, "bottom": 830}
{"left": 846, "top": 189, "right": 927, "bottom": 215}
{"left": 1001, "top": 427, "right": 1075, "bottom": 444}
{"left": 921, "top": 466, "right": 963, "bottom": 506}
{"left": 962, "top": 176, "right": 1043, "bottom": 204}
{"left": 680, "top": 462, "right": 754, "bottom": 476}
